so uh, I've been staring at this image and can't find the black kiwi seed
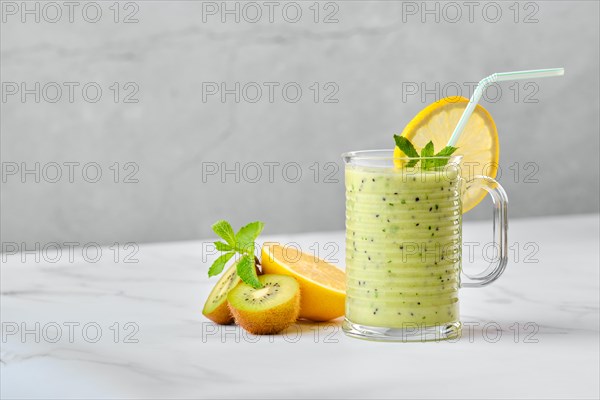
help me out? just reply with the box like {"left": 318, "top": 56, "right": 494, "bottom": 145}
{"left": 242, "top": 282, "right": 284, "bottom": 304}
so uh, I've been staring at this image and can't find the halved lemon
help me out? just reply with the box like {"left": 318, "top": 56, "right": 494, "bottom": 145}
{"left": 394, "top": 96, "right": 499, "bottom": 213}
{"left": 260, "top": 243, "right": 345, "bottom": 322}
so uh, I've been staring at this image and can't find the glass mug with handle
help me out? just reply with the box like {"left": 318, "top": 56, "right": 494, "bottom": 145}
{"left": 342, "top": 150, "right": 508, "bottom": 342}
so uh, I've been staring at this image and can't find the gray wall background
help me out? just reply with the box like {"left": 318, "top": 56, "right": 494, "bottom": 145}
{"left": 1, "top": 1, "right": 599, "bottom": 246}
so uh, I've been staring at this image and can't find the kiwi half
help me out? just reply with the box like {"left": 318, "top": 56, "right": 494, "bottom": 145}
{"left": 202, "top": 262, "right": 241, "bottom": 324}
{"left": 227, "top": 274, "right": 300, "bottom": 335}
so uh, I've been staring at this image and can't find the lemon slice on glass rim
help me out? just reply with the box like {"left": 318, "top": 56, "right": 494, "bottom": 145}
{"left": 393, "top": 96, "right": 500, "bottom": 213}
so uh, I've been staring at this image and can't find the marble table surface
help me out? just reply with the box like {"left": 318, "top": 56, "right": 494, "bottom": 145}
{"left": 1, "top": 214, "right": 599, "bottom": 399}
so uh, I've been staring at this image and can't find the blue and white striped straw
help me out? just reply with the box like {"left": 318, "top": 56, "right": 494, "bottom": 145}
{"left": 447, "top": 68, "right": 565, "bottom": 147}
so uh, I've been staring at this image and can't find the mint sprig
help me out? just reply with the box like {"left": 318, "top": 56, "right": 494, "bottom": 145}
{"left": 393, "top": 135, "right": 458, "bottom": 170}
{"left": 209, "top": 220, "right": 264, "bottom": 288}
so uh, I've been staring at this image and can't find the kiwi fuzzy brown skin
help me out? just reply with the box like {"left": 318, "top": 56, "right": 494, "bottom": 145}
{"left": 203, "top": 302, "right": 234, "bottom": 325}
{"left": 227, "top": 275, "right": 300, "bottom": 335}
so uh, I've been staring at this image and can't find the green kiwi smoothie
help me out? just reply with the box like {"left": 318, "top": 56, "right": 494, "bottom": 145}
{"left": 344, "top": 164, "right": 461, "bottom": 328}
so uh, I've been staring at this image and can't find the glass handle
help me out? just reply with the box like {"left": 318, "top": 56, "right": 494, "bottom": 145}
{"left": 461, "top": 175, "right": 509, "bottom": 288}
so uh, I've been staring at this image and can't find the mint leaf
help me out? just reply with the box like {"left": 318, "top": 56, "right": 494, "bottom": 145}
{"left": 212, "top": 220, "right": 236, "bottom": 246}
{"left": 394, "top": 135, "right": 419, "bottom": 158}
{"left": 435, "top": 146, "right": 458, "bottom": 157}
{"left": 421, "top": 141, "right": 434, "bottom": 157}
{"left": 394, "top": 135, "right": 420, "bottom": 168}
{"left": 420, "top": 141, "right": 435, "bottom": 170}
{"left": 208, "top": 251, "right": 234, "bottom": 277}
{"left": 236, "top": 254, "right": 262, "bottom": 289}
{"left": 235, "top": 221, "right": 264, "bottom": 255}
{"left": 214, "top": 241, "right": 233, "bottom": 251}
{"left": 430, "top": 146, "right": 459, "bottom": 169}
